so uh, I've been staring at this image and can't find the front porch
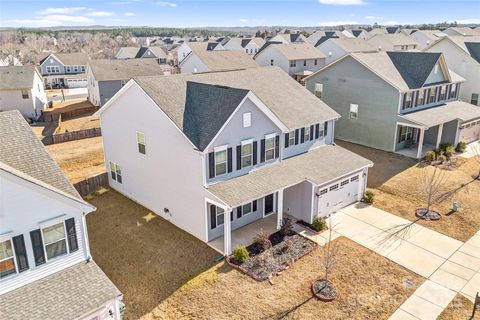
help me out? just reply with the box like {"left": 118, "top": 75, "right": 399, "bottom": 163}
{"left": 208, "top": 213, "right": 278, "bottom": 254}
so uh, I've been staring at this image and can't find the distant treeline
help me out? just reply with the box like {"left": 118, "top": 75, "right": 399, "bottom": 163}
{"left": 16, "top": 27, "right": 235, "bottom": 38}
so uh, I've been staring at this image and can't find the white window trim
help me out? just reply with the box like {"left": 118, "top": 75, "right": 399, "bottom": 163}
{"left": 40, "top": 221, "right": 69, "bottom": 263}
{"left": 304, "top": 126, "right": 311, "bottom": 140}
{"left": 349, "top": 104, "right": 359, "bottom": 120}
{"left": 243, "top": 112, "right": 251, "bottom": 128}
{"left": 109, "top": 161, "right": 122, "bottom": 183}
{"left": 214, "top": 145, "right": 228, "bottom": 176}
{"left": 289, "top": 130, "right": 295, "bottom": 146}
{"left": 242, "top": 202, "right": 253, "bottom": 216}
{"left": 136, "top": 131, "right": 146, "bottom": 154}
{"left": 216, "top": 207, "right": 225, "bottom": 228}
{"left": 0, "top": 237, "right": 17, "bottom": 278}
{"left": 264, "top": 134, "right": 276, "bottom": 161}
{"left": 241, "top": 139, "right": 253, "bottom": 168}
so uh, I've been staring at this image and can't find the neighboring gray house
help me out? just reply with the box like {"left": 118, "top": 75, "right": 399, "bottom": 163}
{"left": 222, "top": 38, "right": 266, "bottom": 55}
{"left": 254, "top": 43, "right": 326, "bottom": 82}
{"left": 94, "top": 66, "right": 372, "bottom": 255}
{"left": 87, "top": 59, "right": 167, "bottom": 107}
{"left": 115, "top": 46, "right": 168, "bottom": 64}
{"left": 367, "top": 33, "right": 419, "bottom": 51}
{"left": 270, "top": 33, "right": 307, "bottom": 44}
{"left": 39, "top": 53, "right": 89, "bottom": 88}
{"left": 0, "top": 66, "right": 47, "bottom": 120}
{"left": 305, "top": 51, "right": 480, "bottom": 158}
{"left": 0, "top": 110, "right": 123, "bottom": 320}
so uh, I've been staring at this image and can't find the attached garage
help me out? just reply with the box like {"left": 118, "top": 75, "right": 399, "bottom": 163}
{"left": 66, "top": 78, "right": 88, "bottom": 88}
{"left": 316, "top": 172, "right": 363, "bottom": 218}
{"left": 459, "top": 119, "right": 480, "bottom": 144}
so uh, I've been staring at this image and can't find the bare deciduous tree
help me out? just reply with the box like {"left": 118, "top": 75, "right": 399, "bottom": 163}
{"left": 418, "top": 167, "right": 447, "bottom": 219}
{"left": 321, "top": 219, "right": 339, "bottom": 286}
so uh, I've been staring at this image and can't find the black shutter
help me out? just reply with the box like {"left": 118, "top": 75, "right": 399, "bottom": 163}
{"left": 208, "top": 152, "right": 215, "bottom": 179}
{"left": 284, "top": 133, "right": 289, "bottom": 148}
{"left": 12, "top": 235, "right": 29, "bottom": 272}
{"left": 310, "top": 125, "right": 314, "bottom": 141}
{"left": 30, "top": 229, "right": 45, "bottom": 266}
{"left": 315, "top": 123, "right": 320, "bottom": 139}
{"left": 236, "top": 145, "right": 241, "bottom": 170}
{"left": 65, "top": 218, "right": 78, "bottom": 253}
{"left": 230, "top": 211, "right": 233, "bottom": 221}
{"left": 253, "top": 200, "right": 257, "bottom": 212}
{"left": 274, "top": 135, "right": 280, "bottom": 158}
{"left": 300, "top": 128, "right": 305, "bottom": 143}
{"left": 252, "top": 141, "right": 258, "bottom": 165}
{"left": 227, "top": 148, "right": 233, "bottom": 173}
{"left": 210, "top": 205, "right": 216, "bottom": 229}
{"left": 260, "top": 139, "right": 265, "bottom": 162}
{"left": 295, "top": 129, "right": 299, "bottom": 145}
{"left": 237, "top": 206, "right": 242, "bottom": 218}
{"left": 324, "top": 121, "right": 328, "bottom": 133}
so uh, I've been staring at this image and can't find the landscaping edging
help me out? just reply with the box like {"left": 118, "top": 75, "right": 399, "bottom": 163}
{"left": 296, "top": 220, "right": 327, "bottom": 235}
{"left": 311, "top": 279, "right": 338, "bottom": 302}
{"left": 415, "top": 208, "right": 442, "bottom": 221}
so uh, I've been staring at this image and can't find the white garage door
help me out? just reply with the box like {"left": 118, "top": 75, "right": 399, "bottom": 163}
{"left": 66, "top": 78, "right": 88, "bottom": 88}
{"left": 459, "top": 120, "right": 480, "bottom": 144}
{"left": 317, "top": 174, "right": 361, "bottom": 217}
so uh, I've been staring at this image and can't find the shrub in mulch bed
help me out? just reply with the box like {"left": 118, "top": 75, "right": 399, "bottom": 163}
{"left": 415, "top": 208, "right": 441, "bottom": 221}
{"left": 296, "top": 220, "right": 327, "bottom": 234}
{"left": 311, "top": 279, "right": 337, "bottom": 301}
{"left": 227, "top": 231, "right": 317, "bottom": 281}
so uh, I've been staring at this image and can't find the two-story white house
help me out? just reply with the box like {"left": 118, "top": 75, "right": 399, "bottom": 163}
{"left": 223, "top": 38, "right": 266, "bottom": 55}
{"left": 0, "top": 110, "right": 123, "bottom": 320}
{"left": 424, "top": 36, "right": 480, "bottom": 106}
{"left": 176, "top": 41, "right": 225, "bottom": 65}
{"left": 115, "top": 46, "right": 168, "bottom": 64}
{"left": 39, "top": 52, "right": 89, "bottom": 88}
{"left": 305, "top": 51, "right": 480, "bottom": 158}
{"left": 0, "top": 66, "right": 47, "bottom": 120}
{"left": 367, "top": 33, "right": 419, "bottom": 51}
{"left": 254, "top": 43, "right": 326, "bottom": 82}
{"left": 94, "top": 67, "right": 372, "bottom": 255}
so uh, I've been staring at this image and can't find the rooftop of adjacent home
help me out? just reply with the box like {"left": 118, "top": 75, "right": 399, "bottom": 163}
{"left": 0, "top": 65, "right": 39, "bottom": 90}
{"left": 89, "top": 59, "right": 166, "bottom": 81}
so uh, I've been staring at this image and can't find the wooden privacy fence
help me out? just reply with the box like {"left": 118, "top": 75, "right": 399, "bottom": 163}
{"left": 74, "top": 172, "right": 108, "bottom": 196}
{"left": 52, "top": 127, "right": 102, "bottom": 144}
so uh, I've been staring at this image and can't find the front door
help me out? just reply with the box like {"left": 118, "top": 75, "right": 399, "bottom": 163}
{"left": 264, "top": 194, "right": 274, "bottom": 216}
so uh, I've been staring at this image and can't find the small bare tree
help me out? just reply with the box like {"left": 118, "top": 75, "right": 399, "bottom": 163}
{"left": 321, "top": 219, "right": 339, "bottom": 287}
{"left": 418, "top": 167, "right": 447, "bottom": 219}
{"left": 472, "top": 144, "right": 480, "bottom": 180}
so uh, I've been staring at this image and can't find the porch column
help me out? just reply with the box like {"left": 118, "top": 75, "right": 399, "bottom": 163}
{"left": 224, "top": 207, "right": 232, "bottom": 256}
{"left": 416, "top": 128, "right": 425, "bottom": 159}
{"left": 436, "top": 123, "right": 444, "bottom": 149}
{"left": 277, "top": 189, "right": 284, "bottom": 229}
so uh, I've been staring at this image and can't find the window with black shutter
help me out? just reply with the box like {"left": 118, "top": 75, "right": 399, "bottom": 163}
{"left": 65, "top": 218, "right": 78, "bottom": 253}
{"left": 324, "top": 121, "right": 328, "bottom": 133}
{"left": 315, "top": 123, "right": 320, "bottom": 139}
{"left": 208, "top": 152, "right": 215, "bottom": 179}
{"left": 295, "top": 129, "right": 299, "bottom": 145}
{"left": 274, "top": 135, "right": 280, "bottom": 158}
{"left": 309, "top": 125, "right": 314, "bottom": 141}
{"left": 260, "top": 139, "right": 265, "bottom": 162}
{"left": 30, "top": 229, "right": 46, "bottom": 266}
{"left": 300, "top": 128, "right": 305, "bottom": 143}
{"left": 252, "top": 141, "right": 258, "bottom": 165}
{"left": 237, "top": 206, "right": 242, "bottom": 218}
{"left": 12, "top": 235, "right": 29, "bottom": 272}
{"left": 284, "top": 133, "right": 289, "bottom": 148}
{"left": 236, "top": 145, "right": 241, "bottom": 170}
{"left": 252, "top": 200, "right": 257, "bottom": 211}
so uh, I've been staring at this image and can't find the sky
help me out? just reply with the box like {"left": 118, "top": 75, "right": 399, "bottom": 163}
{"left": 0, "top": 0, "right": 479, "bottom": 28}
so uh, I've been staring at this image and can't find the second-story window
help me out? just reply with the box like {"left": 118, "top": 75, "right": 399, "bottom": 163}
{"left": 215, "top": 149, "right": 227, "bottom": 176}
{"left": 404, "top": 92, "right": 412, "bottom": 109}
{"left": 349, "top": 104, "right": 358, "bottom": 120}
{"left": 241, "top": 141, "right": 253, "bottom": 168}
{"left": 439, "top": 86, "right": 446, "bottom": 100}
{"left": 315, "top": 83, "right": 323, "bottom": 99}
{"left": 304, "top": 126, "right": 311, "bottom": 140}
{"left": 42, "top": 222, "right": 67, "bottom": 260}
{"left": 418, "top": 89, "right": 425, "bottom": 105}
{"left": 21, "top": 90, "right": 29, "bottom": 99}
{"left": 265, "top": 135, "right": 275, "bottom": 161}
{"left": 136, "top": 132, "right": 146, "bottom": 155}
{"left": 429, "top": 88, "right": 437, "bottom": 103}
{"left": 289, "top": 130, "right": 296, "bottom": 146}
{"left": 0, "top": 239, "right": 16, "bottom": 278}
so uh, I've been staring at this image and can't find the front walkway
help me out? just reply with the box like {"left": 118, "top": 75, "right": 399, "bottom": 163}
{"left": 459, "top": 140, "right": 480, "bottom": 158}
{"left": 296, "top": 203, "right": 480, "bottom": 320}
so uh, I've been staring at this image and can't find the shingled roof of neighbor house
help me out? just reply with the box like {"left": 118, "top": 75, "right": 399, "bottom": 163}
{"left": 0, "top": 261, "right": 121, "bottom": 320}
{"left": 184, "top": 46, "right": 258, "bottom": 72}
{"left": 117, "top": 46, "right": 140, "bottom": 58}
{"left": 387, "top": 51, "right": 442, "bottom": 89}
{"left": 40, "top": 52, "right": 89, "bottom": 66}
{"left": 89, "top": 59, "right": 165, "bottom": 81}
{"left": 135, "top": 46, "right": 167, "bottom": 59}
{"left": 208, "top": 144, "right": 373, "bottom": 207}
{"left": 264, "top": 43, "right": 327, "bottom": 60}
{"left": 0, "top": 65, "right": 39, "bottom": 90}
{"left": 183, "top": 82, "right": 249, "bottom": 151}
{"left": 326, "top": 38, "right": 377, "bottom": 53}
{"left": 0, "top": 110, "right": 84, "bottom": 202}
{"left": 131, "top": 67, "right": 339, "bottom": 150}
{"left": 368, "top": 33, "right": 418, "bottom": 46}
{"left": 465, "top": 42, "right": 480, "bottom": 63}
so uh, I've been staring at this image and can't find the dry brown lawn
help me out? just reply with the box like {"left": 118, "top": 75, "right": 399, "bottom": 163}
{"left": 85, "top": 189, "right": 422, "bottom": 320}
{"left": 337, "top": 140, "right": 480, "bottom": 242}
{"left": 57, "top": 114, "right": 100, "bottom": 133}
{"left": 438, "top": 294, "right": 479, "bottom": 320}
{"left": 47, "top": 136, "right": 105, "bottom": 183}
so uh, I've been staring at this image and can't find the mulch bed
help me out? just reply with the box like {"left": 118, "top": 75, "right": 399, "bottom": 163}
{"left": 227, "top": 231, "right": 317, "bottom": 281}
{"left": 311, "top": 279, "right": 338, "bottom": 301}
{"left": 415, "top": 208, "right": 442, "bottom": 220}
{"left": 296, "top": 220, "right": 327, "bottom": 234}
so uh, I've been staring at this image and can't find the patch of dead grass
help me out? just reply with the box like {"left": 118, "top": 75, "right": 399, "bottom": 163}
{"left": 47, "top": 136, "right": 105, "bottom": 183}
{"left": 438, "top": 294, "right": 479, "bottom": 320}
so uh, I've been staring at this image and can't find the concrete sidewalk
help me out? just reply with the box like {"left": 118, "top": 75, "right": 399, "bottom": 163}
{"left": 295, "top": 203, "right": 480, "bottom": 320}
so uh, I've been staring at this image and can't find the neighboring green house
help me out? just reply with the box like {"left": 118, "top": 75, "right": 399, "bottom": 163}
{"left": 305, "top": 51, "right": 480, "bottom": 159}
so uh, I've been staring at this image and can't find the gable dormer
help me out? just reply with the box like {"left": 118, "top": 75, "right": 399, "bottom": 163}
{"left": 423, "top": 55, "right": 450, "bottom": 86}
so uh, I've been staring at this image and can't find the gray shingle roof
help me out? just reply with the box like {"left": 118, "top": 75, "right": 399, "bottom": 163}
{"left": 0, "top": 261, "right": 121, "bottom": 320}
{"left": 326, "top": 38, "right": 377, "bottom": 53}
{"left": 183, "top": 82, "right": 249, "bottom": 151}
{"left": 133, "top": 67, "right": 340, "bottom": 140}
{"left": 0, "top": 65, "right": 39, "bottom": 90}
{"left": 264, "top": 43, "right": 326, "bottom": 60}
{"left": 117, "top": 46, "right": 140, "bottom": 58}
{"left": 186, "top": 46, "right": 258, "bottom": 71}
{"left": 465, "top": 42, "right": 480, "bottom": 63}
{"left": 0, "top": 110, "right": 83, "bottom": 201}
{"left": 89, "top": 59, "right": 165, "bottom": 81}
{"left": 41, "top": 52, "right": 89, "bottom": 66}
{"left": 400, "top": 100, "right": 480, "bottom": 128}
{"left": 387, "top": 51, "right": 442, "bottom": 89}
{"left": 208, "top": 145, "right": 373, "bottom": 207}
